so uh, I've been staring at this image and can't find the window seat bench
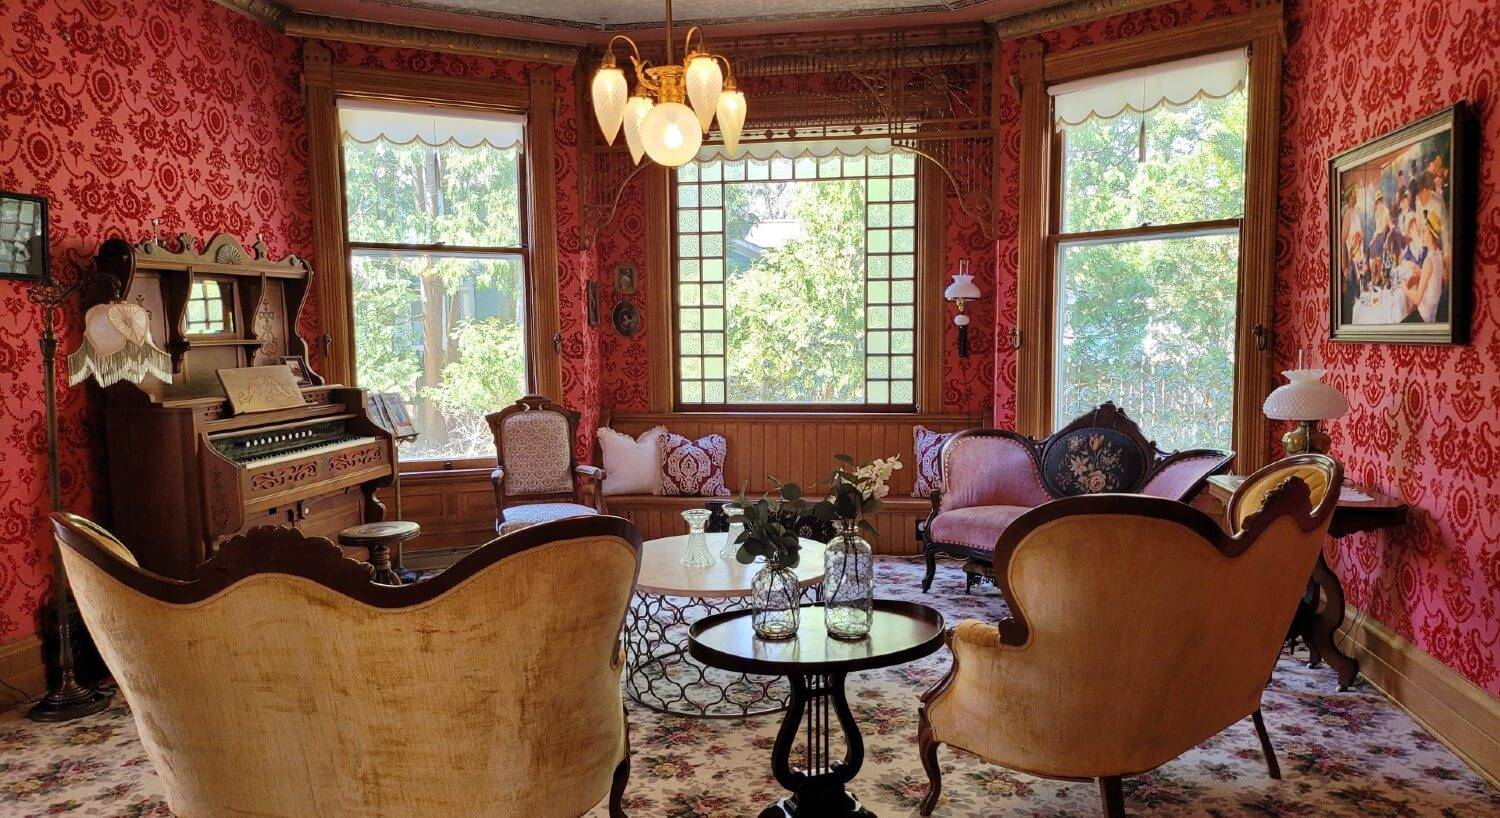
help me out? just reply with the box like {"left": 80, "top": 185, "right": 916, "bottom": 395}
{"left": 600, "top": 411, "right": 984, "bottom": 555}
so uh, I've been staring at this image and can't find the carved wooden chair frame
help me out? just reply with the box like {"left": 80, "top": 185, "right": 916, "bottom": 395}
{"left": 917, "top": 453, "right": 1342, "bottom": 818}
{"left": 485, "top": 395, "right": 607, "bottom": 528}
{"left": 920, "top": 402, "right": 1234, "bottom": 592}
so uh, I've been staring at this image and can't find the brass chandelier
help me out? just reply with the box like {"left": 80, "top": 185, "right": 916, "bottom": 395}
{"left": 590, "top": 0, "right": 747, "bottom": 167}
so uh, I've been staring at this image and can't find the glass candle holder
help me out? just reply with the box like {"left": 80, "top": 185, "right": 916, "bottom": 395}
{"left": 679, "top": 508, "right": 714, "bottom": 568}
{"left": 721, "top": 505, "right": 746, "bottom": 559}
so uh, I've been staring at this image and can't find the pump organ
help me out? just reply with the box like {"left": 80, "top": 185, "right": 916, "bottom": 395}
{"left": 95, "top": 233, "right": 394, "bottom": 580}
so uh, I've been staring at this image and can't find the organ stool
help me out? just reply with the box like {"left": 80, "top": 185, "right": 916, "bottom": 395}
{"left": 338, "top": 521, "right": 421, "bottom": 585}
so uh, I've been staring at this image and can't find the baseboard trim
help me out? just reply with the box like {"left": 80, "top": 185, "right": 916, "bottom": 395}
{"left": 0, "top": 634, "right": 45, "bottom": 713}
{"left": 1338, "top": 605, "right": 1499, "bottom": 788}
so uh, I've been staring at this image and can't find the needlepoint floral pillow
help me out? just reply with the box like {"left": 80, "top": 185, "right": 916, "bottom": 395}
{"left": 659, "top": 433, "right": 731, "bottom": 497}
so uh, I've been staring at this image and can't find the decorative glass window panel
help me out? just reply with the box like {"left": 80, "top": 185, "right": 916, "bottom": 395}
{"left": 1052, "top": 79, "right": 1247, "bottom": 450}
{"left": 675, "top": 143, "right": 919, "bottom": 407}
{"left": 341, "top": 104, "right": 529, "bottom": 462}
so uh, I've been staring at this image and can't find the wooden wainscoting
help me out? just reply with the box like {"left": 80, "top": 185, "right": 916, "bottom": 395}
{"left": 0, "top": 635, "right": 44, "bottom": 712}
{"left": 381, "top": 411, "right": 987, "bottom": 559}
{"left": 393, "top": 468, "right": 499, "bottom": 553}
{"left": 605, "top": 411, "right": 985, "bottom": 554}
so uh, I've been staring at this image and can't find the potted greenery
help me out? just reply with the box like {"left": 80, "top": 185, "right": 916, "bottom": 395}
{"left": 733, "top": 453, "right": 901, "bottom": 640}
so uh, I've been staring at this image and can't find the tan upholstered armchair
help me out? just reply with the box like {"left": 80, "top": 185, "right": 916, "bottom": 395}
{"left": 487, "top": 394, "right": 606, "bottom": 535}
{"left": 917, "top": 454, "right": 1342, "bottom": 817}
{"left": 55, "top": 513, "right": 642, "bottom": 818}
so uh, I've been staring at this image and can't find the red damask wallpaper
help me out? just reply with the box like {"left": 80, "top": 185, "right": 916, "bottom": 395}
{"left": 1276, "top": 0, "right": 1498, "bottom": 694}
{"left": 0, "top": 0, "right": 309, "bottom": 644}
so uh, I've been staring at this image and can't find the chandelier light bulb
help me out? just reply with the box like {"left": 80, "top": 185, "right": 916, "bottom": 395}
{"left": 715, "top": 88, "right": 747, "bottom": 155}
{"left": 641, "top": 101, "right": 703, "bottom": 167}
{"left": 685, "top": 54, "right": 724, "bottom": 133}
{"left": 622, "top": 94, "right": 654, "bottom": 165}
{"left": 590, "top": 65, "right": 628, "bottom": 144}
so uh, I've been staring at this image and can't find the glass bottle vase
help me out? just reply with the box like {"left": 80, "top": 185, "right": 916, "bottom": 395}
{"left": 679, "top": 508, "right": 714, "bottom": 568}
{"left": 822, "top": 519, "right": 874, "bottom": 639}
{"left": 751, "top": 564, "right": 801, "bottom": 640}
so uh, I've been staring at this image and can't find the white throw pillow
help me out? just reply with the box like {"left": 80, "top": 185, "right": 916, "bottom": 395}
{"left": 597, "top": 426, "right": 668, "bottom": 496}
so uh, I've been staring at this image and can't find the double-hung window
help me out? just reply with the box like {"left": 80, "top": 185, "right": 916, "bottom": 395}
{"left": 1049, "top": 51, "right": 1248, "bottom": 450}
{"left": 339, "top": 101, "right": 529, "bottom": 462}
{"left": 674, "top": 140, "right": 922, "bottom": 410}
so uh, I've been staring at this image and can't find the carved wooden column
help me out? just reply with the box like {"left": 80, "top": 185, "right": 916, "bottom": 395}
{"left": 644, "top": 165, "right": 674, "bottom": 412}
{"left": 1013, "top": 39, "right": 1052, "bottom": 437}
{"left": 526, "top": 71, "right": 564, "bottom": 401}
{"left": 302, "top": 41, "right": 352, "bottom": 383}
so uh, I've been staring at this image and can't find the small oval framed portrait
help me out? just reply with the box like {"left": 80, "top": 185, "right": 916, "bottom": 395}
{"left": 612, "top": 301, "right": 640, "bottom": 338}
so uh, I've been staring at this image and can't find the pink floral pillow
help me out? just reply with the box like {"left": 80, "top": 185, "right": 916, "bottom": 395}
{"left": 659, "top": 433, "right": 731, "bottom": 497}
{"left": 912, "top": 425, "right": 956, "bottom": 498}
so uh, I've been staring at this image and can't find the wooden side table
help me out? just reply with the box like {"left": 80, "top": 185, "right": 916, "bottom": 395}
{"left": 689, "top": 600, "right": 946, "bottom": 817}
{"left": 1206, "top": 475, "right": 1408, "bottom": 690}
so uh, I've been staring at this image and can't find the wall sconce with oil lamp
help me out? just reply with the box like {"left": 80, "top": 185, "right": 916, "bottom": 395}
{"left": 944, "top": 260, "right": 982, "bottom": 358}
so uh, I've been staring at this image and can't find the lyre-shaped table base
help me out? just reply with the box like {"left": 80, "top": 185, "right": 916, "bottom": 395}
{"left": 761, "top": 672, "right": 875, "bottom": 818}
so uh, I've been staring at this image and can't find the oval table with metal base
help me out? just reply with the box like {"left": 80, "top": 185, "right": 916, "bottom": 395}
{"left": 625, "top": 534, "right": 825, "bottom": 718}
{"left": 689, "top": 600, "right": 946, "bottom": 817}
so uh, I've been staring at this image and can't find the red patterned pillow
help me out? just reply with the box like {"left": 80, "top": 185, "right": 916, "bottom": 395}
{"left": 659, "top": 433, "right": 731, "bottom": 497}
{"left": 912, "top": 425, "right": 956, "bottom": 498}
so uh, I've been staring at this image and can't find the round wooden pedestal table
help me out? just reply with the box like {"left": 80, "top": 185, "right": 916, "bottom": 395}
{"left": 688, "top": 600, "right": 946, "bottom": 817}
{"left": 338, "top": 521, "right": 420, "bottom": 586}
{"left": 624, "top": 534, "right": 824, "bottom": 718}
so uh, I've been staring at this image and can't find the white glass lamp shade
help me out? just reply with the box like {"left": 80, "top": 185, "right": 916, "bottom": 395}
{"left": 715, "top": 88, "right": 746, "bottom": 154}
{"left": 641, "top": 101, "right": 703, "bottom": 167}
{"left": 591, "top": 65, "right": 629, "bottom": 145}
{"left": 1263, "top": 369, "right": 1348, "bottom": 421}
{"left": 685, "top": 55, "right": 724, "bottom": 133}
{"left": 943, "top": 273, "right": 982, "bottom": 302}
{"left": 622, "top": 94, "right": 654, "bottom": 165}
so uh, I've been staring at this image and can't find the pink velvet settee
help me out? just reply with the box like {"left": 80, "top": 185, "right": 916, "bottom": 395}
{"left": 920, "top": 403, "right": 1233, "bottom": 593}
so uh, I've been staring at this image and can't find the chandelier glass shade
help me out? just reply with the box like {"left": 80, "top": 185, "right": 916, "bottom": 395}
{"left": 591, "top": 1, "right": 745, "bottom": 167}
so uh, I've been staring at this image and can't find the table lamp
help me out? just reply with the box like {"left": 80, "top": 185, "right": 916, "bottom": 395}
{"left": 1263, "top": 352, "right": 1347, "bottom": 455}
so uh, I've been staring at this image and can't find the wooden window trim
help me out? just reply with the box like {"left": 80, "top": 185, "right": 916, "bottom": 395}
{"left": 645, "top": 147, "right": 945, "bottom": 415}
{"left": 302, "top": 43, "right": 561, "bottom": 403}
{"left": 1013, "top": 3, "right": 1283, "bottom": 474}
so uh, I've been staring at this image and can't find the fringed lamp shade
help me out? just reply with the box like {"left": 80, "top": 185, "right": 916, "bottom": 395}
{"left": 68, "top": 302, "right": 172, "bottom": 388}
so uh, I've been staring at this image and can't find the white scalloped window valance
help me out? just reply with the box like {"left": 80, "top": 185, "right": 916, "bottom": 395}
{"left": 337, "top": 99, "right": 525, "bottom": 149}
{"left": 1049, "top": 49, "right": 1247, "bottom": 131}
{"left": 695, "top": 137, "right": 898, "bottom": 163}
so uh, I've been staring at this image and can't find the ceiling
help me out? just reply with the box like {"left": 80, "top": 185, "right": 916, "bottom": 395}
{"left": 286, "top": 0, "right": 1051, "bottom": 38}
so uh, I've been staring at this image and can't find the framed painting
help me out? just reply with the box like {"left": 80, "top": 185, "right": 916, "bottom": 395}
{"left": 1329, "top": 103, "right": 1473, "bottom": 343}
{"left": 0, "top": 191, "right": 49, "bottom": 281}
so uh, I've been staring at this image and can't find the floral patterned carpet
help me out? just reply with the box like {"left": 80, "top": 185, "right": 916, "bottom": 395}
{"left": 1, "top": 558, "right": 1495, "bottom": 817}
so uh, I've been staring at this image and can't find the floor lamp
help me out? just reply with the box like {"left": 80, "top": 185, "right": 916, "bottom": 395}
{"left": 24, "top": 261, "right": 171, "bottom": 722}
